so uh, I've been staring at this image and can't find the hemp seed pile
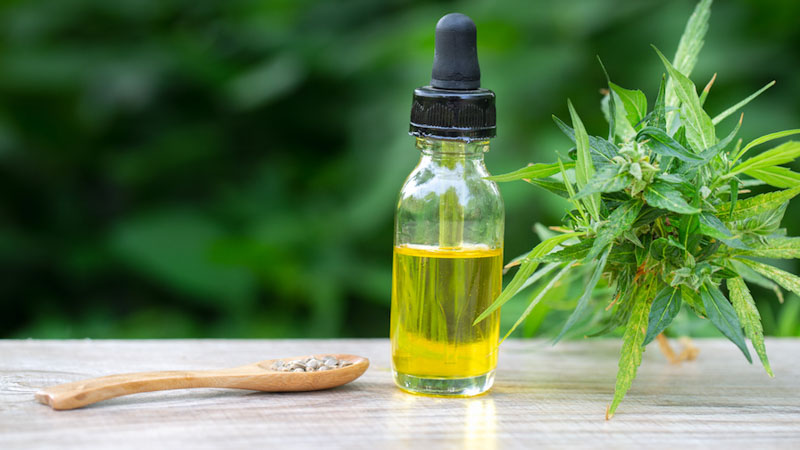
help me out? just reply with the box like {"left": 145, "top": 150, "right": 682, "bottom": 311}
{"left": 271, "top": 355, "right": 353, "bottom": 373}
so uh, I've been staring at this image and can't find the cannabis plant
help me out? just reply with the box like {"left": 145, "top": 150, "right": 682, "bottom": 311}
{"left": 476, "top": 0, "right": 800, "bottom": 418}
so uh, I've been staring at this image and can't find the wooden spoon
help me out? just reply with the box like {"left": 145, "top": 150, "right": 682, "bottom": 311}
{"left": 35, "top": 354, "right": 369, "bottom": 410}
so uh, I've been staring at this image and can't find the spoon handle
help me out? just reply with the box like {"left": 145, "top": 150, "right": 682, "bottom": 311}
{"left": 35, "top": 368, "right": 251, "bottom": 410}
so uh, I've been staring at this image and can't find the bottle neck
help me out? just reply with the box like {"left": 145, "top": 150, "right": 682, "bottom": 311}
{"left": 415, "top": 137, "right": 489, "bottom": 161}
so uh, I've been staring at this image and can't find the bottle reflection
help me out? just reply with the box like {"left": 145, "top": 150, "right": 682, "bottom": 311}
{"left": 464, "top": 398, "right": 497, "bottom": 450}
{"left": 387, "top": 392, "right": 497, "bottom": 448}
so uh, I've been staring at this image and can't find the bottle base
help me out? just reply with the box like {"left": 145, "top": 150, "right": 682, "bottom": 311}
{"left": 393, "top": 370, "right": 495, "bottom": 397}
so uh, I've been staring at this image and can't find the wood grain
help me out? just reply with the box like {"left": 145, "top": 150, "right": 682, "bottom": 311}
{"left": 1, "top": 339, "right": 799, "bottom": 448}
{"left": 35, "top": 354, "right": 369, "bottom": 410}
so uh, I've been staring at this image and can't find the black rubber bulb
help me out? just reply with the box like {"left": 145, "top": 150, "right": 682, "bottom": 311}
{"left": 430, "top": 13, "right": 481, "bottom": 90}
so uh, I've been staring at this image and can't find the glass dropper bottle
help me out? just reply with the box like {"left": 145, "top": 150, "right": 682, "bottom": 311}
{"left": 390, "top": 13, "right": 504, "bottom": 396}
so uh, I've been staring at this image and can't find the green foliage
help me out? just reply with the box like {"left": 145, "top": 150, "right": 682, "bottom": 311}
{"left": 554, "top": 246, "right": 610, "bottom": 343}
{"left": 636, "top": 127, "right": 704, "bottom": 164}
{"left": 697, "top": 212, "right": 734, "bottom": 240}
{"left": 487, "top": 162, "right": 573, "bottom": 182}
{"left": 589, "top": 200, "right": 643, "bottom": 259}
{"left": 731, "top": 141, "right": 800, "bottom": 177}
{"left": 734, "top": 130, "right": 800, "bottom": 162}
{"left": 738, "top": 259, "right": 800, "bottom": 298}
{"left": 575, "top": 167, "right": 631, "bottom": 199}
{"left": 745, "top": 166, "right": 800, "bottom": 189}
{"left": 654, "top": 46, "right": 716, "bottom": 150}
{"left": 699, "top": 281, "right": 751, "bottom": 362}
{"left": 610, "top": 82, "right": 647, "bottom": 130}
{"left": 608, "top": 278, "right": 654, "bottom": 419}
{"left": 478, "top": 0, "right": 800, "bottom": 418}
{"left": 2, "top": 1, "right": 798, "bottom": 343}
{"left": 502, "top": 263, "right": 573, "bottom": 342}
{"left": 644, "top": 286, "right": 681, "bottom": 346}
{"left": 666, "top": 0, "right": 711, "bottom": 104}
{"left": 727, "top": 277, "right": 772, "bottom": 376}
{"left": 712, "top": 81, "right": 775, "bottom": 125}
{"left": 738, "top": 238, "right": 800, "bottom": 259}
{"left": 643, "top": 182, "right": 699, "bottom": 214}
{"left": 717, "top": 186, "right": 800, "bottom": 221}
{"left": 473, "top": 232, "right": 583, "bottom": 324}
{"left": 570, "top": 100, "right": 602, "bottom": 220}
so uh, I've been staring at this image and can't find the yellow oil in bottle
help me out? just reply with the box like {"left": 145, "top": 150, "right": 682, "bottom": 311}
{"left": 390, "top": 244, "right": 502, "bottom": 395}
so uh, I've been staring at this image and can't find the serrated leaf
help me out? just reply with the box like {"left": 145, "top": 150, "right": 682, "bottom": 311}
{"left": 554, "top": 246, "right": 611, "bottom": 343}
{"left": 719, "top": 237, "right": 750, "bottom": 251}
{"left": 731, "top": 259, "right": 784, "bottom": 303}
{"left": 730, "top": 141, "right": 800, "bottom": 176}
{"left": 610, "top": 82, "right": 648, "bottom": 130}
{"left": 487, "top": 162, "right": 574, "bottom": 182}
{"left": 654, "top": 46, "right": 716, "bottom": 151}
{"left": 744, "top": 166, "right": 800, "bottom": 189}
{"left": 636, "top": 127, "right": 704, "bottom": 164}
{"left": 717, "top": 186, "right": 800, "bottom": 221}
{"left": 699, "top": 281, "right": 752, "bottom": 363}
{"left": 644, "top": 286, "right": 682, "bottom": 346}
{"left": 727, "top": 277, "right": 773, "bottom": 376}
{"left": 644, "top": 181, "right": 700, "bottom": 214}
{"left": 652, "top": 75, "right": 667, "bottom": 131}
{"left": 737, "top": 258, "right": 800, "bottom": 299}
{"left": 737, "top": 237, "right": 800, "bottom": 259}
{"left": 740, "top": 202, "right": 787, "bottom": 237}
{"left": 528, "top": 178, "right": 570, "bottom": 198}
{"left": 539, "top": 239, "right": 594, "bottom": 263}
{"left": 569, "top": 100, "right": 601, "bottom": 220}
{"left": 474, "top": 232, "right": 584, "bottom": 324}
{"left": 575, "top": 167, "right": 631, "bottom": 199}
{"left": 700, "top": 113, "right": 742, "bottom": 160}
{"left": 712, "top": 81, "right": 775, "bottom": 125}
{"left": 588, "top": 200, "right": 643, "bottom": 260}
{"left": 664, "top": 0, "right": 711, "bottom": 114}
{"left": 517, "top": 263, "right": 560, "bottom": 292}
{"left": 697, "top": 212, "right": 733, "bottom": 239}
{"left": 734, "top": 129, "right": 800, "bottom": 163}
{"left": 607, "top": 278, "right": 654, "bottom": 419}
{"left": 552, "top": 115, "right": 618, "bottom": 166}
{"left": 502, "top": 263, "right": 573, "bottom": 342}
{"left": 664, "top": 0, "right": 711, "bottom": 134}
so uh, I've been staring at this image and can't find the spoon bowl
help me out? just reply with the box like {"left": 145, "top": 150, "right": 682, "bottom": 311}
{"left": 36, "top": 353, "right": 369, "bottom": 410}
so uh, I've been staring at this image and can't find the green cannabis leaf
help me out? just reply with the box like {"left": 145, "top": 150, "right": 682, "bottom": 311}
{"left": 608, "top": 278, "right": 654, "bottom": 419}
{"left": 727, "top": 277, "right": 772, "bottom": 376}
{"left": 478, "top": 0, "right": 798, "bottom": 418}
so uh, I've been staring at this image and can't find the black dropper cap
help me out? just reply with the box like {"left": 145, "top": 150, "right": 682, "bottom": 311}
{"left": 431, "top": 13, "right": 481, "bottom": 89}
{"left": 410, "top": 13, "right": 496, "bottom": 141}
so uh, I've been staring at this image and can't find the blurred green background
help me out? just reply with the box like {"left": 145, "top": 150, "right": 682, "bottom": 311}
{"left": 2, "top": 0, "right": 799, "bottom": 339}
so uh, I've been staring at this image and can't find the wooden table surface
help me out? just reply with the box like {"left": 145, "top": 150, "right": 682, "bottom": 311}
{"left": 1, "top": 338, "right": 799, "bottom": 449}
